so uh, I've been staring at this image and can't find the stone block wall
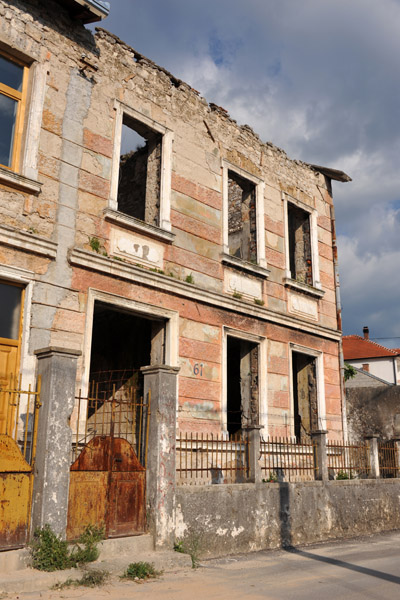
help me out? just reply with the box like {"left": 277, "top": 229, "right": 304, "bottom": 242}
{"left": 0, "top": 0, "right": 344, "bottom": 440}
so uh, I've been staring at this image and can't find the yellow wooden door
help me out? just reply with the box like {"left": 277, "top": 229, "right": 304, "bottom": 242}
{"left": 0, "top": 339, "right": 19, "bottom": 434}
{"left": 0, "top": 282, "right": 23, "bottom": 435}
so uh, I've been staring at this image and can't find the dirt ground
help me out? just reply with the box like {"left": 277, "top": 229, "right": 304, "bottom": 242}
{"left": 5, "top": 531, "right": 400, "bottom": 600}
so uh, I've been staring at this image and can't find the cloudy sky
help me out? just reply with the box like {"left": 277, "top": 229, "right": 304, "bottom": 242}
{"left": 96, "top": 0, "right": 400, "bottom": 345}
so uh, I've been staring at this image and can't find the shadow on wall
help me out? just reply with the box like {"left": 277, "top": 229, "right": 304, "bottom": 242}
{"left": 279, "top": 483, "right": 293, "bottom": 549}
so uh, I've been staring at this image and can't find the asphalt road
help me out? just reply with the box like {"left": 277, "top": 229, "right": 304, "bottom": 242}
{"left": 11, "top": 531, "right": 400, "bottom": 600}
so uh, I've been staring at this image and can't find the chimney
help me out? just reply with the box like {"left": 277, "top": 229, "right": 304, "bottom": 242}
{"left": 363, "top": 326, "right": 369, "bottom": 340}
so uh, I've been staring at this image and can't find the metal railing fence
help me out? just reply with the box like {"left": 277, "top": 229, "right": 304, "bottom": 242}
{"left": 176, "top": 432, "right": 250, "bottom": 485}
{"left": 260, "top": 436, "right": 316, "bottom": 482}
{"left": 378, "top": 441, "right": 398, "bottom": 478}
{"left": 327, "top": 440, "right": 370, "bottom": 479}
{"left": 0, "top": 373, "right": 41, "bottom": 465}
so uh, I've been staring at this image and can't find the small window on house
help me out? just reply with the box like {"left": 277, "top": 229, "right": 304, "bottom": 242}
{"left": 228, "top": 171, "right": 257, "bottom": 263}
{"left": 117, "top": 115, "right": 162, "bottom": 226}
{"left": 292, "top": 351, "right": 318, "bottom": 442}
{"left": 0, "top": 53, "right": 28, "bottom": 171}
{"left": 226, "top": 336, "right": 259, "bottom": 436}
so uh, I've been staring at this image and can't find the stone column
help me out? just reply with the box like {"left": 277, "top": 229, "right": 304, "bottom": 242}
{"left": 365, "top": 435, "right": 380, "bottom": 479}
{"left": 311, "top": 430, "right": 328, "bottom": 481}
{"left": 31, "top": 347, "right": 81, "bottom": 538}
{"left": 392, "top": 439, "right": 400, "bottom": 478}
{"left": 141, "top": 364, "right": 179, "bottom": 549}
{"left": 243, "top": 426, "right": 262, "bottom": 483}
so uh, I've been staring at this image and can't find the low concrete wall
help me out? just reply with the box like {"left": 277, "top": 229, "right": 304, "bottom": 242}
{"left": 175, "top": 480, "right": 400, "bottom": 557}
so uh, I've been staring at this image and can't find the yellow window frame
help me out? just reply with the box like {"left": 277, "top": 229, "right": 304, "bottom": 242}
{"left": 0, "top": 51, "right": 29, "bottom": 172}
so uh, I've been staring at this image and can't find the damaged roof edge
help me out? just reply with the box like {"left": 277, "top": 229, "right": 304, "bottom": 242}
{"left": 59, "top": 0, "right": 110, "bottom": 24}
{"left": 309, "top": 164, "right": 352, "bottom": 183}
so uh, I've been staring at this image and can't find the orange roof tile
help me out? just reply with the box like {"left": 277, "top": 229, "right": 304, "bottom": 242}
{"left": 343, "top": 335, "right": 400, "bottom": 360}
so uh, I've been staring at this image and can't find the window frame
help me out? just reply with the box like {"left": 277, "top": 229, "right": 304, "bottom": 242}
{"left": 282, "top": 193, "right": 322, "bottom": 294}
{"left": 0, "top": 50, "right": 29, "bottom": 172}
{"left": 109, "top": 101, "right": 173, "bottom": 233}
{"left": 222, "top": 160, "right": 267, "bottom": 270}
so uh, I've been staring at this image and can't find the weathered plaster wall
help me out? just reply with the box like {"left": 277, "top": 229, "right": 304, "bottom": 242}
{"left": 176, "top": 480, "right": 400, "bottom": 557}
{"left": 346, "top": 386, "right": 400, "bottom": 442}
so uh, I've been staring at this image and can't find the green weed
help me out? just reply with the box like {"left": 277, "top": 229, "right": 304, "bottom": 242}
{"left": 121, "top": 561, "right": 161, "bottom": 581}
{"left": 30, "top": 524, "right": 104, "bottom": 572}
{"left": 89, "top": 236, "right": 101, "bottom": 253}
{"left": 51, "top": 569, "right": 109, "bottom": 590}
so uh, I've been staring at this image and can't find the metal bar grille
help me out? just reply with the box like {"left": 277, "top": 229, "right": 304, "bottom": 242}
{"left": 327, "top": 440, "right": 370, "bottom": 479}
{"left": 70, "top": 370, "right": 150, "bottom": 468}
{"left": 176, "top": 432, "right": 249, "bottom": 485}
{"left": 0, "top": 373, "right": 41, "bottom": 465}
{"left": 260, "top": 436, "right": 316, "bottom": 482}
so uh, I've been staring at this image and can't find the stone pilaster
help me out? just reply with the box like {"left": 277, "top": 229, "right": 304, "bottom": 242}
{"left": 31, "top": 347, "right": 81, "bottom": 537}
{"left": 365, "top": 435, "right": 380, "bottom": 479}
{"left": 141, "top": 364, "right": 179, "bottom": 548}
{"left": 311, "top": 430, "right": 328, "bottom": 481}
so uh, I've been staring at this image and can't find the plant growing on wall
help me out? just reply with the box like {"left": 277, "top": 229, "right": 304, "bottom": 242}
{"left": 344, "top": 363, "right": 357, "bottom": 381}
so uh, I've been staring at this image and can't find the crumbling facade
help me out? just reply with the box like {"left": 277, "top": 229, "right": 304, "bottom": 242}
{"left": 0, "top": 0, "right": 352, "bottom": 549}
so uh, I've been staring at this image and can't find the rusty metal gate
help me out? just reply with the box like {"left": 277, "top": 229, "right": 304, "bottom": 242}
{"left": 67, "top": 371, "right": 151, "bottom": 540}
{"left": 0, "top": 375, "right": 41, "bottom": 549}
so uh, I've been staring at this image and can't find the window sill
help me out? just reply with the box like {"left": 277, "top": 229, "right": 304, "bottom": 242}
{"left": 222, "top": 254, "right": 270, "bottom": 279}
{"left": 0, "top": 224, "right": 57, "bottom": 258}
{"left": 284, "top": 278, "right": 325, "bottom": 298}
{"left": 0, "top": 166, "right": 42, "bottom": 195}
{"left": 103, "top": 208, "right": 175, "bottom": 243}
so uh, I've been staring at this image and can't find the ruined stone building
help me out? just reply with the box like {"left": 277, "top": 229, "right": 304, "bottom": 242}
{"left": 0, "top": 0, "right": 356, "bottom": 551}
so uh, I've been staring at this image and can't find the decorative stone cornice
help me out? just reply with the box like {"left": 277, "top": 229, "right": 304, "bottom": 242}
{"left": 69, "top": 247, "right": 341, "bottom": 341}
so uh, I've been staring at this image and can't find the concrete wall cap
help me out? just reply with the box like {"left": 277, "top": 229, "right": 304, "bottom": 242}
{"left": 34, "top": 347, "right": 82, "bottom": 357}
{"left": 140, "top": 364, "right": 180, "bottom": 374}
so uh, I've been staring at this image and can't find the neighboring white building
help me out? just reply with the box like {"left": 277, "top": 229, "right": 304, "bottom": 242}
{"left": 343, "top": 327, "right": 400, "bottom": 385}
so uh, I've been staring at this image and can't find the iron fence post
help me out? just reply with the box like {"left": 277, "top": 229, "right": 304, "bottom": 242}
{"left": 311, "top": 430, "right": 328, "bottom": 481}
{"left": 243, "top": 426, "right": 262, "bottom": 483}
{"left": 365, "top": 435, "right": 380, "bottom": 479}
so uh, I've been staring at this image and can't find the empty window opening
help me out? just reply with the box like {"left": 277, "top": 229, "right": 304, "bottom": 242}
{"left": 227, "top": 337, "right": 259, "bottom": 436}
{"left": 228, "top": 171, "right": 257, "bottom": 262}
{"left": 288, "top": 203, "right": 313, "bottom": 285}
{"left": 117, "top": 115, "right": 162, "bottom": 226}
{"left": 292, "top": 351, "right": 318, "bottom": 442}
{"left": 89, "top": 301, "right": 165, "bottom": 403}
